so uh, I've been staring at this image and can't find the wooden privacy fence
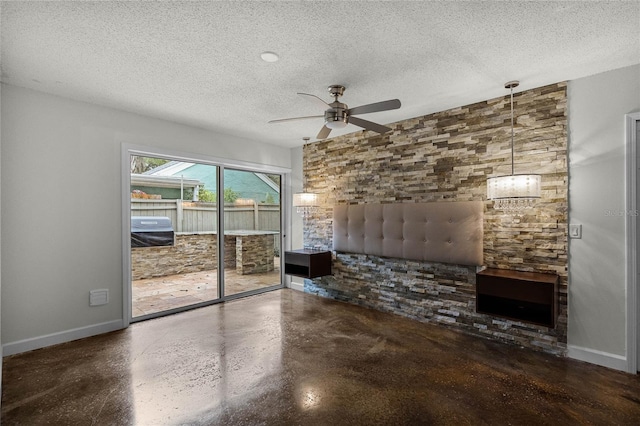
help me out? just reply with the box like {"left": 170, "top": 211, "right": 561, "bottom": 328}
{"left": 131, "top": 199, "right": 281, "bottom": 233}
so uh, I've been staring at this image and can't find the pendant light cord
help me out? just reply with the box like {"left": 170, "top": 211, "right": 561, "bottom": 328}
{"left": 510, "top": 85, "right": 515, "bottom": 176}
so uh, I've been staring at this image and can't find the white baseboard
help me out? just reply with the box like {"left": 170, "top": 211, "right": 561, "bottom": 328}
{"left": 289, "top": 281, "right": 304, "bottom": 292}
{"left": 2, "top": 320, "right": 124, "bottom": 357}
{"left": 567, "top": 344, "right": 630, "bottom": 372}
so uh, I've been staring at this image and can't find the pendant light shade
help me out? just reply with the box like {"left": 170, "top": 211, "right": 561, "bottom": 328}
{"left": 293, "top": 192, "right": 318, "bottom": 216}
{"left": 487, "top": 81, "right": 541, "bottom": 211}
{"left": 487, "top": 174, "right": 541, "bottom": 210}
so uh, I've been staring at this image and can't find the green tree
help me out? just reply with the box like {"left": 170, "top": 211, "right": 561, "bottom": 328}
{"left": 264, "top": 192, "right": 275, "bottom": 204}
{"left": 224, "top": 188, "right": 239, "bottom": 203}
{"left": 266, "top": 174, "right": 281, "bottom": 186}
{"left": 130, "top": 156, "right": 169, "bottom": 174}
{"left": 198, "top": 188, "right": 216, "bottom": 202}
{"left": 198, "top": 188, "right": 239, "bottom": 203}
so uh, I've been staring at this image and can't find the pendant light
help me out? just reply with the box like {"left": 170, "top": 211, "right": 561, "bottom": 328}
{"left": 486, "top": 81, "right": 541, "bottom": 211}
{"left": 293, "top": 137, "right": 319, "bottom": 217}
{"left": 292, "top": 192, "right": 319, "bottom": 216}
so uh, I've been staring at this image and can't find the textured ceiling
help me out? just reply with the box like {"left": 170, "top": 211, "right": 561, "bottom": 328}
{"left": 1, "top": 1, "right": 638, "bottom": 148}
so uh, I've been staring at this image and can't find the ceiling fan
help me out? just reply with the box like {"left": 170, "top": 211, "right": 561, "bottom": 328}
{"left": 268, "top": 85, "right": 401, "bottom": 140}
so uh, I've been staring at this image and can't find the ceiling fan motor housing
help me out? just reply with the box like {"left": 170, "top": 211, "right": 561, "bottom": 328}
{"left": 324, "top": 103, "right": 348, "bottom": 129}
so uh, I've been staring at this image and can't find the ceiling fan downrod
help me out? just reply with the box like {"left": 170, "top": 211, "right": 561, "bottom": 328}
{"left": 328, "top": 84, "right": 345, "bottom": 101}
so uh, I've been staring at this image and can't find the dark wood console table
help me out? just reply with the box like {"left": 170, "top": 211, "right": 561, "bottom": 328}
{"left": 284, "top": 250, "right": 332, "bottom": 279}
{"left": 476, "top": 268, "right": 558, "bottom": 328}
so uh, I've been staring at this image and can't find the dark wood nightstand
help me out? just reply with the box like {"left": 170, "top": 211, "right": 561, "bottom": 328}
{"left": 476, "top": 268, "right": 558, "bottom": 328}
{"left": 284, "top": 250, "right": 332, "bottom": 279}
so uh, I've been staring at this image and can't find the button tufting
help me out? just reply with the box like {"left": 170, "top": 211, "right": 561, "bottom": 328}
{"left": 334, "top": 202, "right": 482, "bottom": 265}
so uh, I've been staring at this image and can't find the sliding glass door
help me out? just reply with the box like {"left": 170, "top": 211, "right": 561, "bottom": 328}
{"left": 129, "top": 155, "right": 221, "bottom": 319}
{"left": 222, "top": 168, "right": 282, "bottom": 297}
{"left": 127, "top": 153, "right": 283, "bottom": 322}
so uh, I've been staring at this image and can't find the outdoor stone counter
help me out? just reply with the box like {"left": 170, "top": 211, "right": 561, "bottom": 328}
{"left": 131, "top": 231, "right": 279, "bottom": 280}
{"left": 131, "top": 233, "right": 217, "bottom": 280}
{"left": 231, "top": 231, "right": 278, "bottom": 275}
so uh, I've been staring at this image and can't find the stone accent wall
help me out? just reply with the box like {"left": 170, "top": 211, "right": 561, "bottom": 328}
{"left": 303, "top": 82, "right": 568, "bottom": 355}
{"left": 132, "top": 233, "right": 217, "bottom": 280}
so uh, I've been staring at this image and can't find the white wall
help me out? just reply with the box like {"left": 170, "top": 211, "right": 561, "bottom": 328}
{"left": 0, "top": 84, "right": 291, "bottom": 353}
{"left": 567, "top": 64, "right": 640, "bottom": 370}
{"left": 0, "top": 73, "right": 3, "bottom": 394}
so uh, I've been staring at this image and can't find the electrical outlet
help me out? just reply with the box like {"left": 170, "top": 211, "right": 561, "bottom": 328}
{"left": 569, "top": 224, "right": 582, "bottom": 239}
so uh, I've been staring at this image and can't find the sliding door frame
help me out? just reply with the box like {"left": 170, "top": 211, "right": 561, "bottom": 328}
{"left": 121, "top": 143, "right": 290, "bottom": 327}
{"left": 626, "top": 112, "right": 640, "bottom": 373}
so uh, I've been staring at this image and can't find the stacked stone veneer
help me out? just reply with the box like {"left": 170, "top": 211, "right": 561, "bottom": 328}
{"left": 303, "top": 83, "right": 568, "bottom": 355}
{"left": 235, "top": 234, "right": 275, "bottom": 275}
{"left": 132, "top": 233, "right": 275, "bottom": 279}
{"left": 131, "top": 233, "right": 217, "bottom": 280}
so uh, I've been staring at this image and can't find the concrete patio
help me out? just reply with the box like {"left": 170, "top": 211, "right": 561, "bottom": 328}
{"left": 132, "top": 259, "right": 281, "bottom": 317}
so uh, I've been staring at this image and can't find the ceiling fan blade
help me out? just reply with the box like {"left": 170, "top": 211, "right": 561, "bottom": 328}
{"left": 298, "top": 92, "right": 332, "bottom": 109}
{"left": 317, "top": 125, "right": 332, "bottom": 139}
{"left": 349, "top": 99, "right": 401, "bottom": 116}
{"left": 349, "top": 116, "right": 392, "bottom": 134}
{"left": 268, "top": 115, "right": 323, "bottom": 124}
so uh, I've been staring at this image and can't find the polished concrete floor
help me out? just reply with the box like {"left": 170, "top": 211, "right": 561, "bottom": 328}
{"left": 2, "top": 289, "right": 640, "bottom": 425}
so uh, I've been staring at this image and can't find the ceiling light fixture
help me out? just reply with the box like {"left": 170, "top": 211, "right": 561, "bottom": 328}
{"left": 260, "top": 51, "right": 279, "bottom": 62}
{"left": 486, "top": 81, "right": 541, "bottom": 212}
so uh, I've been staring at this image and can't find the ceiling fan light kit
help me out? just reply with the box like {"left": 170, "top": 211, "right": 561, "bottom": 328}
{"left": 269, "top": 84, "right": 401, "bottom": 140}
{"left": 486, "top": 81, "right": 541, "bottom": 212}
{"left": 325, "top": 112, "right": 348, "bottom": 129}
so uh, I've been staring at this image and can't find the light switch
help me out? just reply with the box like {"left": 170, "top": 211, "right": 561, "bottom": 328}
{"left": 569, "top": 224, "right": 582, "bottom": 239}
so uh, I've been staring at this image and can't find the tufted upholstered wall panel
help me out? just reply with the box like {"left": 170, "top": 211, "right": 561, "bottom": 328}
{"left": 333, "top": 201, "right": 483, "bottom": 266}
